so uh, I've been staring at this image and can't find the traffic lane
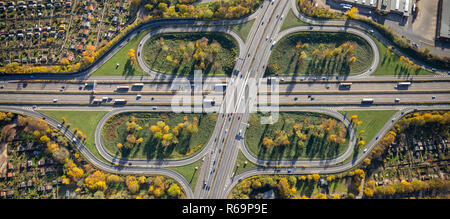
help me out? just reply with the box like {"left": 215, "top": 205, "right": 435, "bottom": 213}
{"left": 0, "top": 82, "right": 221, "bottom": 92}
{"left": 276, "top": 81, "right": 450, "bottom": 92}
{"left": 270, "top": 93, "right": 450, "bottom": 103}
{"left": 206, "top": 2, "right": 281, "bottom": 197}
{"left": 0, "top": 93, "right": 225, "bottom": 104}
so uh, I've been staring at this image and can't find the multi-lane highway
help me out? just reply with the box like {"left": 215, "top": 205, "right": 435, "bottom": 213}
{"left": 0, "top": 0, "right": 449, "bottom": 199}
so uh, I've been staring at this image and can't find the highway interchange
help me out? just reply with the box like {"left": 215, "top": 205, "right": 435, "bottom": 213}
{"left": 0, "top": 0, "right": 449, "bottom": 199}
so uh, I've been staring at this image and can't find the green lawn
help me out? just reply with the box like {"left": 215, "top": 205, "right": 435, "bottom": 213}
{"left": 142, "top": 32, "right": 238, "bottom": 77}
{"left": 169, "top": 159, "right": 203, "bottom": 191}
{"left": 266, "top": 32, "right": 373, "bottom": 77}
{"left": 38, "top": 110, "right": 109, "bottom": 163}
{"left": 245, "top": 112, "right": 350, "bottom": 160}
{"left": 371, "top": 37, "right": 435, "bottom": 76}
{"left": 234, "top": 150, "right": 258, "bottom": 176}
{"left": 339, "top": 110, "right": 397, "bottom": 152}
{"left": 91, "top": 30, "right": 148, "bottom": 77}
{"left": 230, "top": 19, "right": 255, "bottom": 42}
{"left": 102, "top": 112, "right": 217, "bottom": 160}
{"left": 280, "top": 8, "right": 308, "bottom": 31}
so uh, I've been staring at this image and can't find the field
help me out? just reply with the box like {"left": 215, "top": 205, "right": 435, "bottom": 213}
{"left": 38, "top": 110, "right": 109, "bottom": 163}
{"left": 280, "top": 8, "right": 308, "bottom": 31}
{"left": 102, "top": 112, "right": 217, "bottom": 160}
{"left": 142, "top": 32, "right": 238, "bottom": 77}
{"left": 234, "top": 151, "right": 258, "bottom": 176}
{"left": 266, "top": 32, "right": 374, "bottom": 76}
{"left": 245, "top": 112, "right": 350, "bottom": 160}
{"left": 230, "top": 19, "right": 255, "bottom": 42}
{"left": 339, "top": 110, "right": 397, "bottom": 152}
{"left": 91, "top": 30, "right": 148, "bottom": 77}
{"left": 169, "top": 159, "right": 203, "bottom": 190}
{"left": 370, "top": 37, "right": 435, "bottom": 76}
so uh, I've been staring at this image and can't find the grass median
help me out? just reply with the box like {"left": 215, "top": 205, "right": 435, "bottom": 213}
{"left": 91, "top": 30, "right": 148, "bottom": 77}
{"left": 339, "top": 110, "right": 397, "bottom": 153}
{"left": 371, "top": 36, "right": 435, "bottom": 76}
{"left": 38, "top": 110, "right": 109, "bottom": 163}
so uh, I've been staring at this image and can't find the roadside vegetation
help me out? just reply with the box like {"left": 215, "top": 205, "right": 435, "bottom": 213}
{"left": 38, "top": 110, "right": 108, "bottom": 163}
{"left": 102, "top": 112, "right": 217, "bottom": 160}
{"left": 169, "top": 159, "right": 203, "bottom": 190}
{"left": 230, "top": 172, "right": 357, "bottom": 199}
{"left": 339, "top": 110, "right": 397, "bottom": 153}
{"left": 371, "top": 38, "right": 435, "bottom": 76}
{"left": 92, "top": 30, "right": 149, "bottom": 77}
{"left": 266, "top": 32, "right": 373, "bottom": 77}
{"left": 280, "top": 8, "right": 308, "bottom": 31}
{"left": 245, "top": 112, "right": 349, "bottom": 160}
{"left": 234, "top": 151, "right": 258, "bottom": 176}
{"left": 142, "top": 32, "right": 238, "bottom": 76}
{"left": 230, "top": 19, "right": 255, "bottom": 42}
{"left": 0, "top": 112, "right": 185, "bottom": 199}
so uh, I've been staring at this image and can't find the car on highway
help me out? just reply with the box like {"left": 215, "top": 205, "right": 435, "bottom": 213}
{"left": 238, "top": 115, "right": 241, "bottom": 120}
{"left": 432, "top": 96, "right": 436, "bottom": 99}
{"left": 72, "top": 137, "right": 77, "bottom": 142}
{"left": 376, "top": 136, "right": 379, "bottom": 140}
{"left": 363, "top": 148, "right": 368, "bottom": 153}
{"left": 57, "top": 124, "right": 61, "bottom": 128}
{"left": 52, "top": 99, "right": 58, "bottom": 103}
{"left": 287, "top": 169, "right": 292, "bottom": 173}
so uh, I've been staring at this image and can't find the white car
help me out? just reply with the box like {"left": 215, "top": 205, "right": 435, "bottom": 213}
{"left": 363, "top": 148, "right": 368, "bottom": 153}
{"left": 52, "top": 99, "right": 58, "bottom": 103}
